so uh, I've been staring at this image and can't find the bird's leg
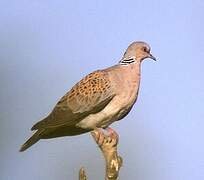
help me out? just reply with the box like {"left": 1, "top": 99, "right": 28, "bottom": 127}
{"left": 91, "top": 127, "right": 122, "bottom": 180}
{"left": 106, "top": 127, "right": 119, "bottom": 145}
{"left": 92, "top": 128, "right": 106, "bottom": 147}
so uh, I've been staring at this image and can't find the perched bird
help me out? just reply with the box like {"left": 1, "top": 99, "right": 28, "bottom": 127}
{"left": 20, "top": 41, "right": 156, "bottom": 152}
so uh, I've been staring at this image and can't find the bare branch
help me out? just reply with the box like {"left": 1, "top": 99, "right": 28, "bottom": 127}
{"left": 79, "top": 167, "right": 87, "bottom": 180}
{"left": 79, "top": 128, "right": 122, "bottom": 180}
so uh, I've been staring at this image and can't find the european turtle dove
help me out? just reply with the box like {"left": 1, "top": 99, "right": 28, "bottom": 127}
{"left": 20, "top": 41, "right": 156, "bottom": 152}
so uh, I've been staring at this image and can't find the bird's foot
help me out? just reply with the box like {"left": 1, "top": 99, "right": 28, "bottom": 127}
{"left": 91, "top": 127, "right": 122, "bottom": 179}
{"left": 106, "top": 127, "right": 119, "bottom": 144}
{"left": 91, "top": 127, "right": 119, "bottom": 150}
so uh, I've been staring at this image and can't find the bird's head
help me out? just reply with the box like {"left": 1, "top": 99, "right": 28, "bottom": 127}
{"left": 123, "top": 41, "right": 156, "bottom": 62}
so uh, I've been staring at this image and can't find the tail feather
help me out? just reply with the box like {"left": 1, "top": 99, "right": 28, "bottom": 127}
{"left": 20, "top": 130, "right": 43, "bottom": 152}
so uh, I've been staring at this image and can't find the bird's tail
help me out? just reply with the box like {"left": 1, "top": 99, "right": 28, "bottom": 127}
{"left": 19, "top": 130, "right": 43, "bottom": 152}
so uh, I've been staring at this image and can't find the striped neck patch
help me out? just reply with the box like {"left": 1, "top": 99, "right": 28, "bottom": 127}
{"left": 119, "top": 56, "right": 136, "bottom": 65}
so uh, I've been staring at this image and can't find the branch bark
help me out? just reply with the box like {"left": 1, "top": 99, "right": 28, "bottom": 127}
{"left": 79, "top": 167, "right": 87, "bottom": 180}
{"left": 79, "top": 128, "right": 122, "bottom": 180}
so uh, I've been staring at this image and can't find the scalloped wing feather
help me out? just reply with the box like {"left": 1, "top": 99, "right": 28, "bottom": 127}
{"left": 31, "top": 70, "right": 115, "bottom": 130}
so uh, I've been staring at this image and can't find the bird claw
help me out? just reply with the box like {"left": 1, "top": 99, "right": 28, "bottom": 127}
{"left": 90, "top": 127, "right": 122, "bottom": 179}
{"left": 91, "top": 127, "right": 119, "bottom": 150}
{"left": 91, "top": 128, "right": 105, "bottom": 147}
{"left": 106, "top": 127, "right": 119, "bottom": 145}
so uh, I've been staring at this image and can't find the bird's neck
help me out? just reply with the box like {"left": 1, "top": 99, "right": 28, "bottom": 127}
{"left": 117, "top": 57, "right": 141, "bottom": 104}
{"left": 117, "top": 56, "right": 142, "bottom": 88}
{"left": 119, "top": 56, "right": 141, "bottom": 74}
{"left": 119, "top": 56, "right": 137, "bottom": 65}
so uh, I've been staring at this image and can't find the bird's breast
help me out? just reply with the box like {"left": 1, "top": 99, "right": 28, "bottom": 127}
{"left": 114, "top": 69, "right": 140, "bottom": 120}
{"left": 76, "top": 65, "right": 141, "bottom": 129}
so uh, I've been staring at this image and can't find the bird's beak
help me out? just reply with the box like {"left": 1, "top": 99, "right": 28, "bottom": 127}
{"left": 149, "top": 53, "right": 156, "bottom": 61}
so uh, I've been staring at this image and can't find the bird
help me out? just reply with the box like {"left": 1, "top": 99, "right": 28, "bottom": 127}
{"left": 20, "top": 41, "right": 156, "bottom": 152}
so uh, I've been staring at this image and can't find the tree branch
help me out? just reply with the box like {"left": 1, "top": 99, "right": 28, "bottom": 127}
{"left": 79, "top": 128, "right": 122, "bottom": 180}
{"left": 79, "top": 167, "right": 87, "bottom": 180}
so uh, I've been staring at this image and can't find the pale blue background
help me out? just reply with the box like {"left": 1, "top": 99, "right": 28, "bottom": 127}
{"left": 0, "top": 1, "right": 204, "bottom": 180}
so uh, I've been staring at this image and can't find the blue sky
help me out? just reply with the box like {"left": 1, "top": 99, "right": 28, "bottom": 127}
{"left": 0, "top": 1, "right": 204, "bottom": 180}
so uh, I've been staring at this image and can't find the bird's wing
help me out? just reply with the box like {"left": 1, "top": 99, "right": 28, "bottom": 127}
{"left": 31, "top": 70, "right": 115, "bottom": 130}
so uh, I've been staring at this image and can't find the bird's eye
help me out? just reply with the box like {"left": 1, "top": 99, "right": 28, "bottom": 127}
{"left": 143, "top": 47, "right": 147, "bottom": 52}
{"left": 143, "top": 47, "right": 149, "bottom": 53}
